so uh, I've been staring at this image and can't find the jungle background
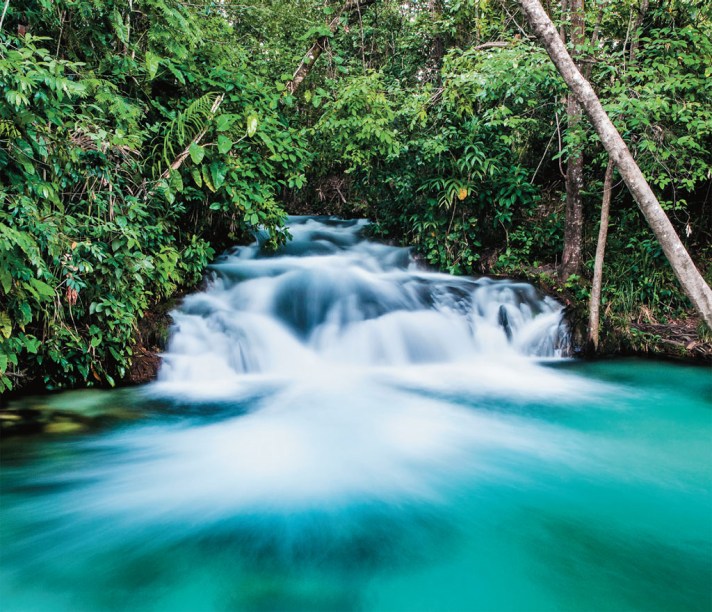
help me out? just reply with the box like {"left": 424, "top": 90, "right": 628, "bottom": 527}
{"left": 1, "top": 0, "right": 710, "bottom": 393}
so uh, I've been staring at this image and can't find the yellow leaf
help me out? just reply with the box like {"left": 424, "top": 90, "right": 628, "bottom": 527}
{"left": 0, "top": 311, "right": 11, "bottom": 339}
{"left": 457, "top": 187, "right": 468, "bottom": 201}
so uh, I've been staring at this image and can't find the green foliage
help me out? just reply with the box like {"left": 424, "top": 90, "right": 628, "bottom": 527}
{"left": 2, "top": 0, "right": 711, "bottom": 393}
{"left": 305, "top": 41, "right": 556, "bottom": 274}
{"left": 314, "top": 72, "right": 401, "bottom": 172}
{"left": 0, "top": 0, "right": 308, "bottom": 392}
{"left": 299, "top": 0, "right": 710, "bottom": 337}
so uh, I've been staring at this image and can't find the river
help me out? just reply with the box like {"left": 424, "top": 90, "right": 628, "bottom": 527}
{"left": 1, "top": 217, "right": 710, "bottom": 611}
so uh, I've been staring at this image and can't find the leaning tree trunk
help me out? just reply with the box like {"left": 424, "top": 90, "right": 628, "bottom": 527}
{"left": 588, "top": 158, "right": 615, "bottom": 350}
{"left": 286, "top": 0, "right": 377, "bottom": 95}
{"left": 560, "top": 0, "right": 585, "bottom": 280}
{"left": 517, "top": 0, "right": 712, "bottom": 328}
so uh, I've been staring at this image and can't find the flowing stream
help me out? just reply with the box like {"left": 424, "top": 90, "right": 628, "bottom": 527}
{"left": 1, "top": 217, "right": 711, "bottom": 611}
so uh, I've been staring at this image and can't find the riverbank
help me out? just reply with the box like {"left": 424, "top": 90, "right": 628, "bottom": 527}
{"left": 527, "top": 270, "right": 712, "bottom": 363}
{"left": 3, "top": 224, "right": 709, "bottom": 443}
{"left": 2, "top": 218, "right": 708, "bottom": 420}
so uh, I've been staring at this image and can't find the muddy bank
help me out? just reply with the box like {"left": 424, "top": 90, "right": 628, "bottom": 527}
{"left": 547, "top": 284, "right": 711, "bottom": 363}
{"left": 615, "top": 317, "right": 712, "bottom": 362}
{"left": 126, "top": 308, "right": 170, "bottom": 385}
{"left": 124, "top": 279, "right": 210, "bottom": 385}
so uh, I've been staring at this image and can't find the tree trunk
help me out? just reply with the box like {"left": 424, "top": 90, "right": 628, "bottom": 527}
{"left": 560, "top": 0, "right": 585, "bottom": 279}
{"left": 629, "top": 0, "right": 649, "bottom": 64}
{"left": 286, "top": 38, "right": 329, "bottom": 95}
{"left": 517, "top": 0, "right": 712, "bottom": 328}
{"left": 427, "top": 0, "right": 445, "bottom": 83}
{"left": 560, "top": 95, "right": 584, "bottom": 278}
{"left": 0, "top": 0, "right": 10, "bottom": 31}
{"left": 588, "top": 158, "right": 614, "bottom": 350}
{"left": 286, "top": 0, "right": 378, "bottom": 95}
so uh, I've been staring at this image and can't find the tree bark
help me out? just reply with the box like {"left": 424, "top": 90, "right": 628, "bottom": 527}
{"left": 588, "top": 158, "right": 614, "bottom": 350}
{"left": 427, "top": 0, "right": 445, "bottom": 84}
{"left": 286, "top": 38, "right": 329, "bottom": 95}
{"left": 628, "top": 0, "right": 649, "bottom": 64}
{"left": 286, "top": 0, "right": 378, "bottom": 95}
{"left": 561, "top": 94, "right": 584, "bottom": 278}
{"left": 0, "top": 0, "right": 10, "bottom": 31}
{"left": 517, "top": 0, "right": 712, "bottom": 327}
{"left": 560, "top": 0, "right": 585, "bottom": 280}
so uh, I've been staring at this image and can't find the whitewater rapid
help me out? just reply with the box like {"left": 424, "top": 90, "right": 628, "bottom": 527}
{"left": 156, "top": 217, "right": 570, "bottom": 394}
{"left": 94, "top": 216, "right": 593, "bottom": 517}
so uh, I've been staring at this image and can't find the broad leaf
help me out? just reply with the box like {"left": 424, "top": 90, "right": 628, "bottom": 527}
{"left": 210, "top": 162, "right": 227, "bottom": 190}
{"left": 145, "top": 51, "right": 161, "bottom": 79}
{"left": 246, "top": 115, "right": 259, "bottom": 137}
{"left": 189, "top": 143, "right": 205, "bottom": 164}
{"left": 217, "top": 135, "right": 233, "bottom": 154}
{"left": 0, "top": 311, "right": 11, "bottom": 339}
{"left": 202, "top": 166, "right": 215, "bottom": 192}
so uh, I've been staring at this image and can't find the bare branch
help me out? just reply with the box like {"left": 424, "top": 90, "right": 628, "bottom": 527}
{"left": 472, "top": 41, "right": 510, "bottom": 50}
{"left": 0, "top": 0, "right": 10, "bottom": 31}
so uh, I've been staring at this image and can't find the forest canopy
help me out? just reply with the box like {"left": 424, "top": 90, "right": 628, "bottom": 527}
{"left": 1, "top": 0, "right": 710, "bottom": 392}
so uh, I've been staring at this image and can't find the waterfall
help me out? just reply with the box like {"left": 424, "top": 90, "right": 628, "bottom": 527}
{"left": 157, "top": 217, "right": 569, "bottom": 392}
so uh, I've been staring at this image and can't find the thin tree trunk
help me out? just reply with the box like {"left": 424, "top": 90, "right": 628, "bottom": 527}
{"left": 0, "top": 0, "right": 10, "bottom": 30}
{"left": 561, "top": 94, "right": 584, "bottom": 277}
{"left": 286, "top": 38, "right": 329, "bottom": 95}
{"left": 427, "top": 0, "right": 445, "bottom": 84}
{"left": 560, "top": 0, "right": 585, "bottom": 279}
{"left": 588, "top": 158, "right": 614, "bottom": 350}
{"left": 286, "top": 0, "right": 378, "bottom": 95}
{"left": 559, "top": 0, "right": 567, "bottom": 40}
{"left": 628, "top": 0, "right": 649, "bottom": 64}
{"left": 583, "top": 0, "right": 605, "bottom": 79}
{"left": 517, "top": 0, "right": 712, "bottom": 327}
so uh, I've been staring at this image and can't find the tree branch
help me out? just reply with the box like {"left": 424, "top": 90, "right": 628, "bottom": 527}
{"left": 472, "top": 41, "right": 510, "bottom": 50}
{"left": 286, "top": 0, "right": 378, "bottom": 95}
{"left": 0, "top": 0, "right": 10, "bottom": 31}
{"left": 160, "top": 94, "right": 224, "bottom": 180}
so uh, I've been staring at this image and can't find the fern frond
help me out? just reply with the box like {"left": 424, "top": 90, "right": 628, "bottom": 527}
{"left": 156, "top": 92, "right": 219, "bottom": 177}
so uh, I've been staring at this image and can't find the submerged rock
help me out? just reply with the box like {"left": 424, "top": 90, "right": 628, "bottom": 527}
{"left": 0, "top": 390, "right": 144, "bottom": 439}
{"left": 44, "top": 420, "right": 88, "bottom": 434}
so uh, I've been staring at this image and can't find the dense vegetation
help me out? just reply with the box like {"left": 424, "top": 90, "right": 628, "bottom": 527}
{"left": 1, "top": 0, "right": 710, "bottom": 393}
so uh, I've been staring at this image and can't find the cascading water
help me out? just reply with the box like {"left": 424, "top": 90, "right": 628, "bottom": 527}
{"left": 157, "top": 216, "right": 569, "bottom": 394}
{"left": 2, "top": 217, "right": 710, "bottom": 611}
{"left": 129, "top": 216, "right": 578, "bottom": 511}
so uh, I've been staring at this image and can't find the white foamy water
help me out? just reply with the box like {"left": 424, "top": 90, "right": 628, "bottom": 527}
{"left": 81, "top": 216, "right": 594, "bottom": 518}
{"left": 155, "top": 217, "right": 570, "bottom": 389}
{"left": 6, "top": 219, "right": 707, "bottom": 612}
{"left": 4, "top": 218, "right": 598, "bottom": 533}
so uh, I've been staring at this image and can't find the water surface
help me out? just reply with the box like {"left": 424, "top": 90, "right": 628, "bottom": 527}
{"left": 2, "top": 218, "right": 710, "bottom": 611}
